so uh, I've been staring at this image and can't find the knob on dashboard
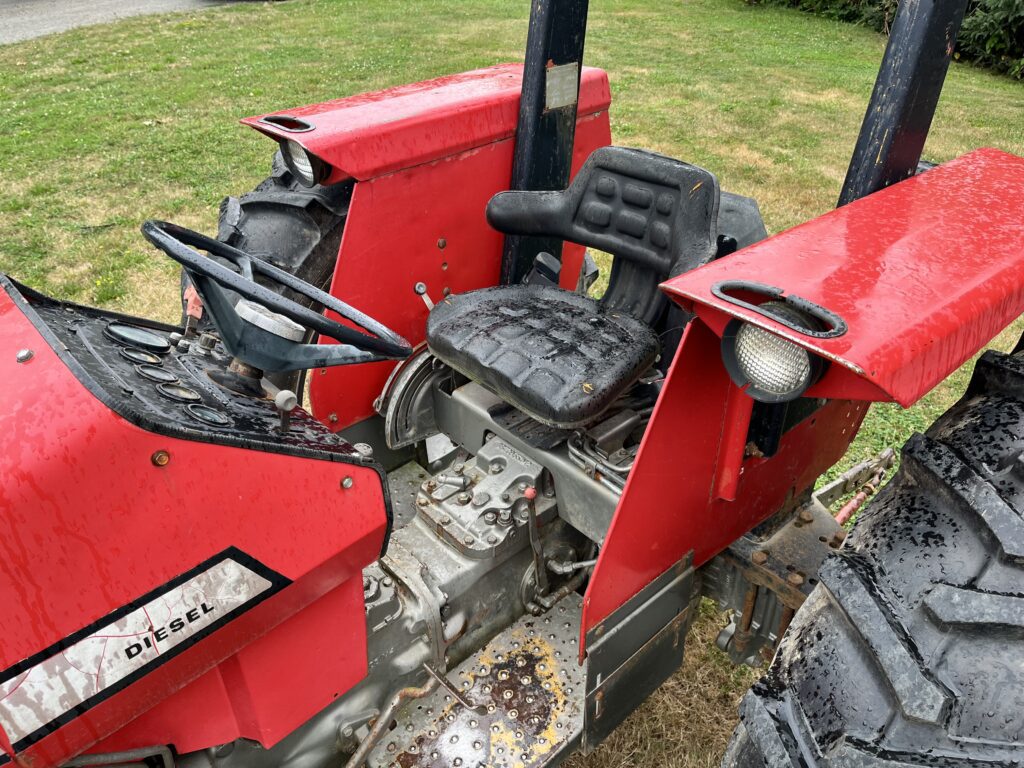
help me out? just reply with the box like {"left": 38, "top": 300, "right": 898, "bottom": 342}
{"left": 275, "top": 389, "right": 299, "bottom": 434}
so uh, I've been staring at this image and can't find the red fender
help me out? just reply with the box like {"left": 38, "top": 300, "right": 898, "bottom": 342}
{"left": 582, "top": 148, "right": 1024, "bottom": 648}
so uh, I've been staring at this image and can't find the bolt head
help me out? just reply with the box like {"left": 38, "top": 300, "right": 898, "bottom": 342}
{"left": 798, "top": 508, "right": 815, "bottom": 523}
{"left": 751, "top": 550, "right": 769, "bottom": 565}
{"left": 787, "top": 571, "right": 805, "bottom": 587}
{"left": 15, "top": 349, "right": 33, "bottom": 363}
{"left": 341, "top": 476, "right": 354, "bottom": 489}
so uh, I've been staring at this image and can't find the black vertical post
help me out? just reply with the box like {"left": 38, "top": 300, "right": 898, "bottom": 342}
{"left": 501, "top": 0, "right": 590, "bottom": 285}
{"left": 838, "top": 0, "right": 968, "bottom": 207}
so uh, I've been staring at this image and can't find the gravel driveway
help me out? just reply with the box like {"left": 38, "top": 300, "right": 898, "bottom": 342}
{"left": 2, "top": 0, "right": 229, "bottom": 45}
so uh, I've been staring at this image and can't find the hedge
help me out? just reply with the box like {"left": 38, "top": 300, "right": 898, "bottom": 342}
{"left": 752, "top": 0, "right": 1024, "bottom": 80}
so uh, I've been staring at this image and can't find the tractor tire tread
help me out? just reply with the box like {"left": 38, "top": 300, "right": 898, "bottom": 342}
{"left": 722, "top": 347, "right": 1024, "bottom": 767}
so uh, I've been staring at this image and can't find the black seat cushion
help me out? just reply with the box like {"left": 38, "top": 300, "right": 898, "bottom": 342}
{"left": 426, "top": 285, "right": 659, "bottom": 429}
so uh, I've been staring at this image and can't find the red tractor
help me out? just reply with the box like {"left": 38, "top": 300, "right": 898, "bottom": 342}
{"left": 2, "top": 1, "right": 1023, "bottom": 766}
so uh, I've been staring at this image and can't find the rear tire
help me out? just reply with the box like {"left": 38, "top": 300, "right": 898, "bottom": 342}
{"left": 181, "top": 150, "right": 350, "bottom": 392}
{"left": 724, "top": 348, "right": 1024, "bottom": 766}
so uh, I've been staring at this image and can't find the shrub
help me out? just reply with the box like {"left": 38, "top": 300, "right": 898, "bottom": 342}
{"left": 752, "top": 0, "right": 1024, "bottom": 79}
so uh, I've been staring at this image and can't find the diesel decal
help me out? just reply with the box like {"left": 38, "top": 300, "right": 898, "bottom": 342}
{"left": 0, "top": 551, "right": 287, "bottom": 750}
{"left": 124, "top": 602, "right": 216, "bottom": 659}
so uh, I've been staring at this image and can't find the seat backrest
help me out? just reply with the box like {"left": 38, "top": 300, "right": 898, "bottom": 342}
{"left": 487, "top": 146, "right": 720, "bottom": 324}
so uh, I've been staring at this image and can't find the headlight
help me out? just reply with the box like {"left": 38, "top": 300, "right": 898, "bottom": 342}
{"left": 722, "top": 301, "right": 825, "bottom": 402}
{"left": 281, "top": 139, "right": 328, "bottom": 187}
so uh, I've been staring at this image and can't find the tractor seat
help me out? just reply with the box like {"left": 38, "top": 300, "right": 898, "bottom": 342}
{"left": 426, "top": 146, "right": 720, "bottom": 429}
{"left": 427, "top": 285, "right": 659, "bottom": 428}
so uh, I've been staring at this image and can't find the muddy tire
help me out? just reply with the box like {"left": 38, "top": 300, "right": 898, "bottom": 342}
{"left": 180, "top": 150, "right": 351, "bottom": 390}
{"left": 723, "top": 347, "right": 1024, "bottom": 766}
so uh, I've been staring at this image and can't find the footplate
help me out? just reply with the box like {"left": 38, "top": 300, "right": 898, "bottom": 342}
{"left": 366, "top": 594, "right": 586, "bottom": 768}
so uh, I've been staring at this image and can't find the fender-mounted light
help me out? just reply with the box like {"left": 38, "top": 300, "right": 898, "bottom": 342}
{"left": 721, "top": 301, "right": 826, "bottom": 403}
{"left": 281, "top": 139, "right": 329, "bottom": 187}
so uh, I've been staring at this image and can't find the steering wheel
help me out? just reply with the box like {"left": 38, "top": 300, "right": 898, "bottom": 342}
{"left": 142, "top": 220, "right": 412, "bottom": 372}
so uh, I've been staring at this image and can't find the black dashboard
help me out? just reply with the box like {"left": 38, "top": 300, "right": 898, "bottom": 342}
{"left": 4, "top": 276, "right": 367, "bottom": 466}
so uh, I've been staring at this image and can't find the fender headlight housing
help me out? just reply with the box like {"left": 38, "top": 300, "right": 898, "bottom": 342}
{"left": 722, "top": 301, "right": 826, "bottom": 403}
{"left": 281, "top": 139, "right": 329, "bottom": 187}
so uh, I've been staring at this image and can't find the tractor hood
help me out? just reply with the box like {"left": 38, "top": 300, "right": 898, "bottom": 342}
{"left": 0, "top": 279, "right": 387, "bottom": 767}
{"left": 663, "top": 148, "right": 1024, "bottom": 407}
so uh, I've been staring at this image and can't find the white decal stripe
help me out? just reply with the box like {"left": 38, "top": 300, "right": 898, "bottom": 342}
{"left": 0, "top": 558, "right": 273, "bottom": 744}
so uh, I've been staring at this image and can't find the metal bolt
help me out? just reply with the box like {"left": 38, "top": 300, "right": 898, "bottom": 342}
{"left": 426, "top": 479, "right": 437, "bottom": 491}
{"left": 440, "top": 516, "right": 452, "bottom": 526}
{"left": 484, "top": 512, "right": 497, "bottom": 525}
{"left": 464, "top": 535, "right": 474, "bottom": 545}
{"left": 487, "top": 535, "right": 498, "bottom": 544}
{"left": 457, "top": 492, "right": 471, "bottom": 505}
{"left": 417, "top": 497, "right": 429, "bottom": 507}
{"left": 151, "top": 450, "right": 170, "bottom": 467}
{"left": 341, "top": 476, "right": 354, "bottom": 489}
{"left": 353, "top": 442, "right": 374, "bottom": 458}
{"left": 453, "top": 462, "right": 464, "bottom": 474}
{"left": 798, "top": 508, "right": 815, "bottom": 523}
{"left": 414, "top": 282, "right": 427, "bottom": 295}
{"left": 437, "top": 238, "right": 447, "bottom": 249}
{"left": 787, "top": 571, "right": 805, "bottom": 587}
{"left": 328, "top": 413, "right": 339, "bottom": 423}
{"left": 751, "top": 550, "right": 769, "bottom": 565}
{"left": 15, "top": 349, "right": 33, "bottom": 363}
{"left": 501, "top": 492, "right": 511, "bottom": 502}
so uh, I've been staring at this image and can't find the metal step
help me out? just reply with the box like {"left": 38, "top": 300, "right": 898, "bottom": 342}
{"left": 366, "top": 593, "right": 586, "bottom": 768}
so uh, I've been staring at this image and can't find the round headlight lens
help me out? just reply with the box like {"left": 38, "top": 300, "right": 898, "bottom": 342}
{"left": 734, "top": 322, "right": 811, "bottom": 397}
{"left": 283, "top": 139, "right": 319, "bottom": 187}
{"left": 722, "top": 301, "right": 823, "bottom": 402}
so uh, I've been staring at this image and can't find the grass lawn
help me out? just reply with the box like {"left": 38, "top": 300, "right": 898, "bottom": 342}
{"left": 1, "top": 1, "right": 1021, "bottom": 765}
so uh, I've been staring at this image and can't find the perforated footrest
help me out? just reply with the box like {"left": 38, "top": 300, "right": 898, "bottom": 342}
{"left": 365, "top": 594, "right": 586, "bottom": 768}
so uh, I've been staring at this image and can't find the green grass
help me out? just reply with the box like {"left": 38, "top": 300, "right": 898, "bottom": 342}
{"left": 1, "top": 1, "right": 1022, "bottom": 765}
